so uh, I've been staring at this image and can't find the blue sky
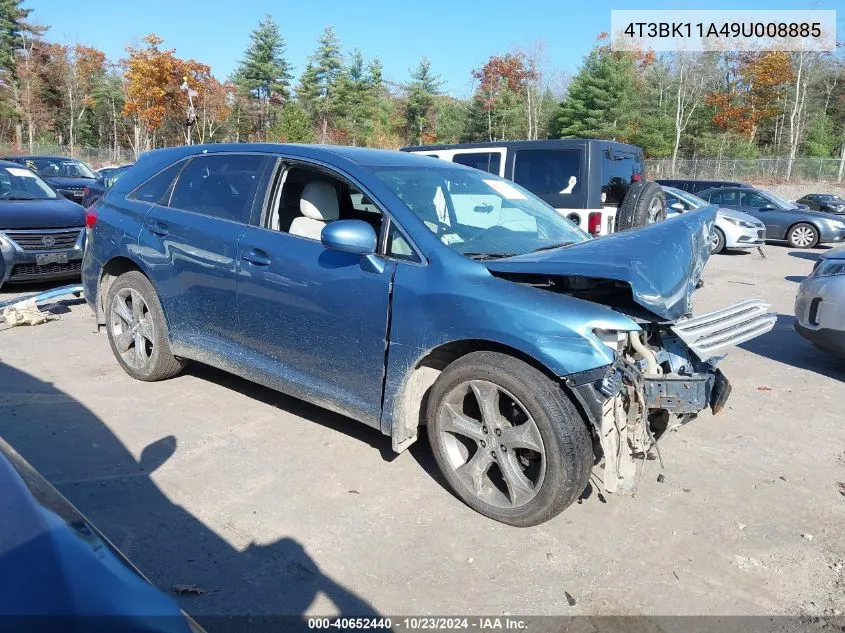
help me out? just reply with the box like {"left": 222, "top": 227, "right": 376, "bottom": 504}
{"left": 26, "top": 0, "right": 841, "bottom": 98}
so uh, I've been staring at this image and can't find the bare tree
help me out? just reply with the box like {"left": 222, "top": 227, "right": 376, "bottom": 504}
{"left": 670, "top": 52, "right": 715, "bottom": 176}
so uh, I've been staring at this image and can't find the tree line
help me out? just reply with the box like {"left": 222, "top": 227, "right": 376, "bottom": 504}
{"left": 1, "top": 1, "right": 843, "bottom": 168}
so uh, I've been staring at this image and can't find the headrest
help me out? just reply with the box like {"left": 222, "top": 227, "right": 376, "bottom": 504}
{"left": 300, "top": 181, "right": 339, "bottom": 221}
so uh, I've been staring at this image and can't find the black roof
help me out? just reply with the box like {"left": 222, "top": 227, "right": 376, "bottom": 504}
{"left": 401, "top": 139, "right": 642, "bottom": 153}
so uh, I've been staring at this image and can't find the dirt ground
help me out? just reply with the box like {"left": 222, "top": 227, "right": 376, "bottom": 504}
{"left": 0, "top": 243, "right": 843, "bottom": 622}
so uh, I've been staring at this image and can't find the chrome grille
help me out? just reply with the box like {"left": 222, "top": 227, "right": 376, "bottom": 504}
{"left": 2, "top": 229, "right": 82, "bottom": 251}
{"left": 670, "top": 299, "right": 777, "bottom": 360}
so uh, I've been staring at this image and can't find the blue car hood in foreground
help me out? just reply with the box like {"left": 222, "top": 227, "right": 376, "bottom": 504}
{"left": 485, "top": 207, "right": 716, "bottom": 321}
{"left": 0, "top": 438, "right": 197, "bottom": 631}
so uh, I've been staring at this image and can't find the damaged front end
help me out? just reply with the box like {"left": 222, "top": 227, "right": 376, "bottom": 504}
{"left": 484, "top": 207, "right": 777, "bottom": 493}
{"left": 579, "top": 300, "right": 775, "bottom": 493}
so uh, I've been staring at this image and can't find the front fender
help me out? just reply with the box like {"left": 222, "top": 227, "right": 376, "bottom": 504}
{"left": 380, "top": 261, "right": 639, "bottom": 443}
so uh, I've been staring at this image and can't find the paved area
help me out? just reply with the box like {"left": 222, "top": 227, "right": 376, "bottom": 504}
{"left": 0, "top": 244, "right": 843, "bottom": 621}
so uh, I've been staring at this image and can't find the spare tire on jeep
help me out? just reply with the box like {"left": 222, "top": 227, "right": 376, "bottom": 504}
{"left": 615, "top": 181, "right": 666, "bottom": 231}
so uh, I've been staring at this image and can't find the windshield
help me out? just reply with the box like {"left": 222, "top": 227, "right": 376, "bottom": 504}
{"left": 819, "top": 195, "right": 843, "bottom": 203}
{"left": 0, "top": 165, "right": 58, "bottom": 200}
{"left": 374, "top": 165, "right": 589, "bottom": 258}
{"left": 764, "top": 191, "right": 796, "bottom": 209}
{"left": 24, "top": 157, "right": 98, "bottom": 179}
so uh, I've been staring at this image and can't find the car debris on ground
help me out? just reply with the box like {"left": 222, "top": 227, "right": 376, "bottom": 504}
{"left": 0, "top": 284, "right": 83, "bottom": 329}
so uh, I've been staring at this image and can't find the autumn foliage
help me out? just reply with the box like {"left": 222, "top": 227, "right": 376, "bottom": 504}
{"left": 707, "top": 51, "right": 793, "bottom": 140}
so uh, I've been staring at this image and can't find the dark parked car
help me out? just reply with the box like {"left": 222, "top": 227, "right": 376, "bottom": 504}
{"left": 697, "top": 186, "right": 845, "bottom": 249}
{"left": 1, "top": 155, "right": 98, "bottom": 204}
{"left": 83, "top": 144, "right": 775, "bottom": 526}
{"left": 795, "top": 193, "right": 845, "bottom": 215}
{"left": 0, "top": 437, "right": 201, "bottom": 630}
{"left": 82, "top": 163, "right": 134, "bottom": 208}
{"left": 656, "top": 179, "right": 750, "bottom": 194}
{"left": 0, "top": 160, "right": 86, "bottom": 284}
{"left": 402, "top": 139, "right": 664, "bottom": 235}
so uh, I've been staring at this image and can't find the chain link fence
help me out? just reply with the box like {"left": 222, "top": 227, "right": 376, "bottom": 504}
{"left": 0, "top": 144, "right": 136, "bottom": 168}
{"left": 647, "top": 157, "right": 845, "bottom": 184}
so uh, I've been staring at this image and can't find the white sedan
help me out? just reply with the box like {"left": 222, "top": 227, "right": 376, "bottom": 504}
{"left": 663, "top": 186, "right": 766, "bottom": 254}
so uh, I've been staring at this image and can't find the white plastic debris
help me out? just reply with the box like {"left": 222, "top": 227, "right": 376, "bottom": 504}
{"left": 2, "top": 299, "right": 56, "bottom": 327}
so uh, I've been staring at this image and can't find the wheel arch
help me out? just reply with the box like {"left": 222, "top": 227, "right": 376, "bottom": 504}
{"left": 387, "top": 338, "right": 569, "bottom": 453}
{"left": 96, "top": 256, "right": 155, "bottom": 325}
{"left": 784, "top": 220, "right": 821, "bottom": 242}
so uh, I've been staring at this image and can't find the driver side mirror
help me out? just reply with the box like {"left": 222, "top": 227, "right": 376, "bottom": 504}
{"left": 670, "top": 202, "right": 685, "bottom": 213}
{"left": 321, "top": 219, "right": 383, "bottom": 274}
{"left": 760, "top": 205, "right": 775, "bottom": 211}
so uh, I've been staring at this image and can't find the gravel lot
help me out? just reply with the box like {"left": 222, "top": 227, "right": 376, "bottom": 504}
{"left": 0, "top": 243, "right": 843, "bottom": 622}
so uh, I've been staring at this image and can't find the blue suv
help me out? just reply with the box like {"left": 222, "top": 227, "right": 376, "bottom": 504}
{"left": 82, "top": 144, "right": 775, "bottom": 526}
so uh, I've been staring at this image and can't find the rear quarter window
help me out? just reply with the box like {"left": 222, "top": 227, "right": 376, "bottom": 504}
{"left": 513, "top": 149, "right": 581, "bottom": 197}
{"left": 129, "top": 161, "right": 187, "bottom": 204}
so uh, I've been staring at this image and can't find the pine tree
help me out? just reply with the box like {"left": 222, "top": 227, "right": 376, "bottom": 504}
{"left": 233, "top": 14, "right": 293, "bottom": 138}
{"left": 297, "top": 25, "right": 343, "bottom": 141}
{"left": 405, "top": 57, "right": 441, "bottom": 144}
{"left": 552, "top": 47, "right": 639, "bottom": 141}
{"left": 270, "top": 101, "right": 314, "bottom": 143}
{"left": 333, "top": 49, "right": 377, "bottom": 145}
{"left": 0, "top": 0, "right": 38, "bottom": 74}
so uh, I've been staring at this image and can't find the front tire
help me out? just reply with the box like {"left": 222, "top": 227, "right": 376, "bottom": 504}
{"left": 710, "top": 227, "right": 726, "bottom": 254}
{"left": 105, "top": 271, "right": 186, "bottom": 382}
{"left": 426, "top": 351, "right": 593, "bottom": 527}
{"left": 787, "top": 223, "right": 819, "bottom": 249}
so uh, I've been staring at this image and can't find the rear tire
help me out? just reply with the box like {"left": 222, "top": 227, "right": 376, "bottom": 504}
{"left": 786, "top": 223, "right": 818, "bottom": 249}
{"left": 426, "top": 351, "right": 593, "bottom": 527}
{"left": 615, "top": 181, "right": 666, "bottom": 231}
{"left": 710, "top": 227, "right": 726, "bottom": 254}
{"left": 105, "top": 271, "right": 186, "bottom": 382}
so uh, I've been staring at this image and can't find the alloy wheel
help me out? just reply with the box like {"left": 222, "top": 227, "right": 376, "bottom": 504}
{"left": 790, "top": 226, "right": 815, "bottom": 248}
{"left": 437, "top": 379, "right": 546, "bottom": 509}
{"left": 710, "top": 231, "right": 720, "bottom": 250}
{"left": 110, "top": 288, "right": 155, "bottom": 369}
{"left": 647, "top": 197, "right": 664, "bottom": 223}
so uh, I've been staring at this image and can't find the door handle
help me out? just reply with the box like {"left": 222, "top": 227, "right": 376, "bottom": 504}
{"left": 147, "top": 220, "right": 169, "bottom": 237}
{"left": 242, "top": 247, "right": 271, "bottom": 266}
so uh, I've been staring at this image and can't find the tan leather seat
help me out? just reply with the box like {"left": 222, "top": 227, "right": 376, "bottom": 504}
{"left": 289, "top": 182, "right": 339, "bottom": 240}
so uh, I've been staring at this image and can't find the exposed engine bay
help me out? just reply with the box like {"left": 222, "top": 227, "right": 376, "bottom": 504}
{"left": 576, "top": 300, "right": 775, "bottom": 494}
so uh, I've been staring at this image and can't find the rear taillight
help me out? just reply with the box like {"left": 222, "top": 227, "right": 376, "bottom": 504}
{"left": 588, "top": 212, "right": 602, "bottom": 236}
{"left": 85, "top": 207, "right": 97, "bottom": 229}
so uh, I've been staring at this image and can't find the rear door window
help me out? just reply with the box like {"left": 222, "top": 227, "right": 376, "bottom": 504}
{"left": 168, "top": 154, "right": 268, "bottom": 223}
{"left": 452, "top": 152, "right": 502, "bottom": 176}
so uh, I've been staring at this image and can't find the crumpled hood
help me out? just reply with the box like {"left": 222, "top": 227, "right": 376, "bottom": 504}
{"left": 485, "top": 206, "right": 717, "bottom": 321}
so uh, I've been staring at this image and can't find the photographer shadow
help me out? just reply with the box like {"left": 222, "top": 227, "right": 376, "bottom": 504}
{"left": 0, "top": 361, "right": 379, "bottom": 631}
